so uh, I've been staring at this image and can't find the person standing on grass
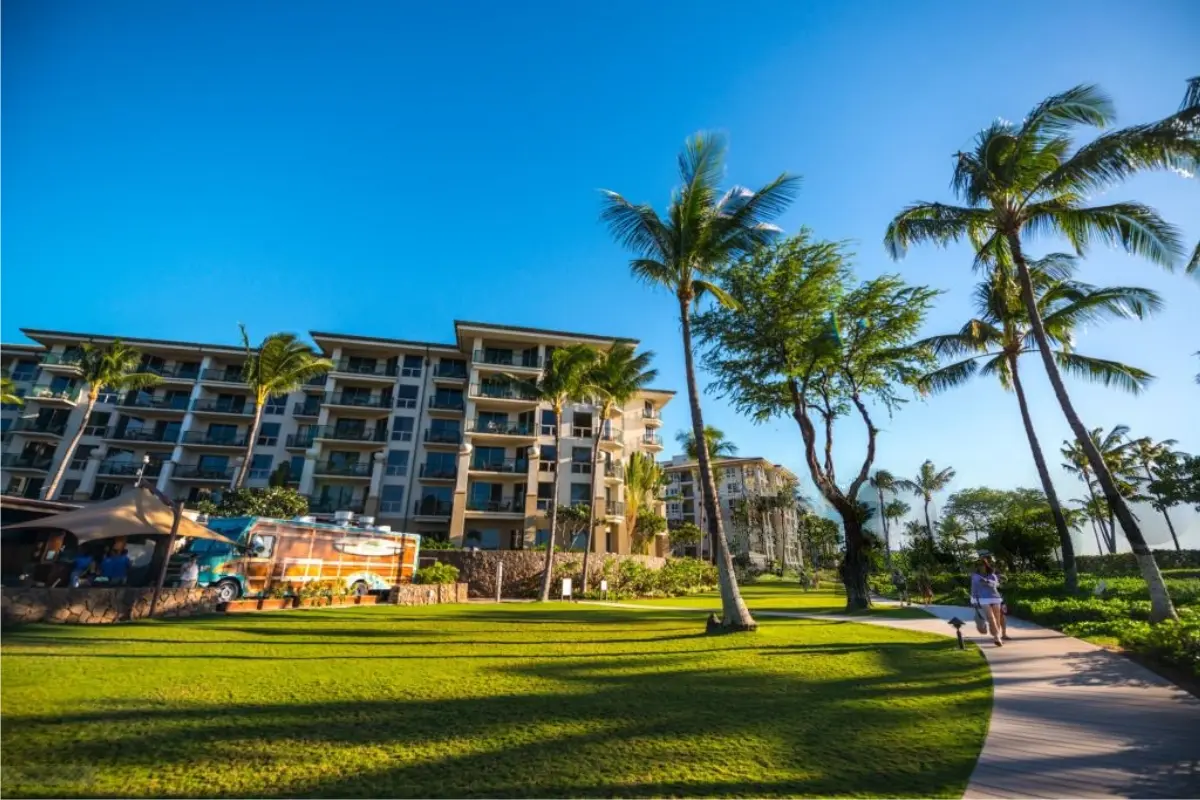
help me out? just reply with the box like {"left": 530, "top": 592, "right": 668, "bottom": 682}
{"left": 970, "top": 556, "right": 1009, "bottom": 646}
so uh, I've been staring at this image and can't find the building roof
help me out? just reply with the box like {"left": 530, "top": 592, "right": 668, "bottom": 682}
{"left": 308, "top": 330, "right": 461, "bottom": 355}
{"left": 1, "top": 343, "right": 45, "bottom": 355}
{"left": 454, "top": 319, "right": 639, "bottom": 348}
{"left": 662, "top": 456, "right": 798, "bottom": 479}
{"left": 20, "top": 328, "right": 247, "bottom": 356}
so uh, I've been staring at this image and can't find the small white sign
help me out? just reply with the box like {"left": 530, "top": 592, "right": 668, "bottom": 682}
{"left": 600, "top": 579, "right": 608, "bottom": 592}
{"left": 561, "top": 578, "right": 573, "bottom": 598}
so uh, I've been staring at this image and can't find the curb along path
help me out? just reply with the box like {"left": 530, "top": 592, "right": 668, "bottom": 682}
{"left": 581, "top": 601, "right": 1200, "bottom": 798}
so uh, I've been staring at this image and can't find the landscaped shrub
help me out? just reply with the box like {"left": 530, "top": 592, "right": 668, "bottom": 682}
{"left": 615, "top": 559, "right": 658, "bottom": 597}
{"left": 1076, "top": 550, "right": 1200, "bottom": 576}
{"left": 414, "top": 562, "right": 460, "bottom": 585}
{"left": 1118, "top": 619, "right": 1200, "bottom": 678}
{"left": 420, "top": 538, "right": 458, "bottom": 551}
{"left": 656, "top": 558, "right": 718, "bottom": 596}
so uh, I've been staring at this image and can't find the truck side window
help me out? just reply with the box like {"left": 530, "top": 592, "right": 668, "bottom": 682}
{"left": 246, "top": 535, "right": 276, "bottom": 558}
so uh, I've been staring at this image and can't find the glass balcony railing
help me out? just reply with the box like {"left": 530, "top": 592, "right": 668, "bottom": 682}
{"left": 307, "top": 496, "right": 365, "bottom": 514}
{"left": 314, "top": 461, "right": 372, "bottom": 477}
{"left": 466, "top": 498, "right": 521, "bottom": 512}
{"left": 419, "top": 464, "right": 458, "bottom": 480}
{"left": 191, "top": 399, "right": 252, "bottom": 414}
{"left": 470, "top": 383, "right": 538, "bottom": 401}
{"left": 1, "top": 453, "right": 53, "bottom": 470}
{"left": 327, "top": 393, "right": 391, "bottom": 408}
{"left": 600, "top": 429, "right": 624, "bottom": 445}
{"left": 642, "top": 433, "right": 664, "bottom": 446}
{"left": 413, "top": 500, "right": 452, "bottom": 517}
{"left": 180, "top": 431, "right": 249, "bottom": 447}
{"left": 470, "top": 458, "right": 528, "bottom": 474}
{"left": 41, "top": 353, "right": 83, "bottom": 368}
{"left": 292, "top": 402, "right": 321, "bottom": 417}
{"left": 27, "top": 387, "right": 80, "bottom": 403}
{"left": 428, "top": 395, "right": 466, "bottom": 411}
{"left": 312, "top": 425, "right": 388, "bottom": 443}
{"left": 107, "top": 428, "right": 180, "bottom": 444}
{"left": 124, "top": 395, "right": 190, "bottom": 411}
{"left": 304, "top": 375, "right": 328, "bottom": 388}
{"left": 472, "top": 351, "right": 541, "bottom": 369}
{"left": 332, "top": 359, "right": 398, "bottom": 377}
{"left": 286, "top": 432, "right": 316, "bottom": 449}
{"left": 606, "top": 501, "right": 625, "bottom": 516}
{"left": 137, "top": 365, "right": 200, "bottom": 381}
{"left": 642, "top": 408, "right": 660, "bottom": 420}
{"left": 172, "top": 464, "right": 236, "bottom": 480}
{"left": 605, "top": 461, "right": 625, "bottom": 479}
{"left": 200, "top": 369, "right": 246, "bottom": 383}
{"left": 10, "top": 418, "right": 68, "bottom": 436}
{"left": 467, "top": 419, "right": 535, "bottom": 436}
{"left": 424, "top": 428, "right": 463, "bottom": 444}
{"left": 98, "top": 461, "right": 164, "bottom": 478}
{"left": 433, "top": 363, "right": 469, "bottom": 380}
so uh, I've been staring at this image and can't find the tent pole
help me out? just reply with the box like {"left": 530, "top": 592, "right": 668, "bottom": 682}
{"left": 147, "top": 501, "right": 183, "bottom": 619}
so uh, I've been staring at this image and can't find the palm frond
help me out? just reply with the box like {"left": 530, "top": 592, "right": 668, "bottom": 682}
{"left": 1029, "top": 201, "right": 1185, "bottom": 269}
{"left": 915, "top": 355, "right": 988, "bottom": 395}
{"left": 884, "top": 203, "right": 991, "bottom": 258}
{"left": 1040, "top": 284, "right": 1164, "bottom": 330}
{"left": 1054, "top": 352, "right": 1155, "bottom": 395}
{"left": 599, "top": 192, "right": 672, "bottom": 262}
{"left": 711, "top": 173, "right": 803, "bottom": 257}
{"left": 693, "top": 279, "right": 739, "bottom": 310}
{"left": 1042, "top": 118, "right": 1200, "bottom": 195}
{"left": 1019, "top": 84, "right": 1114, "bottom": 142}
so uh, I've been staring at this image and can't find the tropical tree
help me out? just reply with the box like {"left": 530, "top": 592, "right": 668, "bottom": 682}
{"left": 694, "top": 233, "right": 936, "bottom": 609}
{"left": 885, "top": 84, "right": 1196, "bottom": 622}
{"left": 1147, "top": 452, "right": 1200, "bottom": 514}
{"left": 43, "top": 341, "right": 161, "bottom": 499}
{"left": 675, "top": 426, "right": 739, "bottom": 460}
{"left": 624, "top": 451, "right": 666, "bottom": 545}
{"left": 601, "top": 132, "right": 800, "bottom": 630}
{"left": 1, "top": 377, "right": 23, "bottom": 407}
{"left": 1071, "top": 495, "right": 1109, "bottom": 556}
{"left": 915, "top": 253, "right": 1160, "bottom": 593}
{"left": 669, "top": 521, "right": 703, "bottom": 551}
{"left": 1129, "top": 436, "right": 1183, "bottom": 551}
{"left": 869, "top": 470, "right": 896, "bottom": 566}
{"left": 1061, "top": 425, "right": 1142, "bottom": 554}
{"left": 580, "top": 346, "right": 657, "bottom": 591}
{"left": 883, "top": 499, "right": 911, "bottom": 548}
{"left": 235, "top": 327, "right": 332, "bottom": 488}
{"left": 895, "top": 460, "right": 957, "bottom": 542}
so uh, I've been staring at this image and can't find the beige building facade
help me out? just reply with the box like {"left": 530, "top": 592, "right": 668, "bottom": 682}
{"left": 1, "top": 322, "right": 672, "bottom": 553}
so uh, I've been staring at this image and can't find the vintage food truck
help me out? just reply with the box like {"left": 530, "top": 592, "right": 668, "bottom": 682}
{"left": 173, "top": 516, "right": 421, "bottom": 602}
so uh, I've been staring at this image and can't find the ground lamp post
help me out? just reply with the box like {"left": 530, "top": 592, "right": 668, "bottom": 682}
{"left": 947, "top": 616, "right": 965, "bottom": 650}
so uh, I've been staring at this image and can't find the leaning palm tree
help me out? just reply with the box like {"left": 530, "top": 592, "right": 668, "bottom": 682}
{"left": 915, "top": 253, "right": 1160, "bottom": 593}
{"left": 1071, "top": 495, "right": 1109, "bottom": 556}
{"left": 886, "top": 84, "right": 1195, "bottom": 622}
{"left": 1174, "top": 77, "right": 1200, "bottom": 271}
{"left": 1128, "top": 435, "right": 1182, "bottom": 552}
{"left": 580, "top": 346, "right": 658, "bottom": 591}
{"left": 43, "top": 341, "right": 161, "bottom": 499}
{"left": 1, "top": 377, "right": 23, "bottom": 407}
{"left": 235, "top": 327, "right": 333, "bottom": 488}
{"left": 602, "top": 132, "right": 799, "bottom": 631}
{"left": 895, "top": 460, "right": 956, "bottom": 540}
{"left": 869, "top": 470, "right": 896, "bottom": 566}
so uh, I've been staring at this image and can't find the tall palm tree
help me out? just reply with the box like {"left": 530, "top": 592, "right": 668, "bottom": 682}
{"left": 915, "top": 253, "right": 1160, "bottom": 593}
{"left": 601, "top": 132, "right": 799, "bottom": 631}
{"left": 235, "top": 327, "right": 333, "bottom": 488}
{"left": 1129, "top": 435, "right": 1182, "bottom": 552}
{"left": 580, "top": 346, "right": 657, "bottom": 591}
{"left": 886, "top": 85, "right": 1194, "bottom": 621}
{"left": 869, "top": 470, "right": 896, "bottom": 566}
{"left": 1071, "top": 495, "right": 1108, "bottom": 555}
{"left": 1061, "top": 424, "right": 1142, "bottom": 554}
{"left": 674, "top": 425, "right": 739, "bottom": 563}
{"left": 1176, "top": 77, "right": 1200, "bottom": 271}
{"left": 43, "top": 341, "right": 161, "bottom": 499}
{"left": 624, "top": 451, "right": 667, "bottom": 554}
{"left": 1, "top": 377, "right": 23, "bottom": 407}
{"left": 883, "top": 499, "right": 911, "bottom": 548}
{"left": 895, "top": 460, "right": 956, "bottom": 540}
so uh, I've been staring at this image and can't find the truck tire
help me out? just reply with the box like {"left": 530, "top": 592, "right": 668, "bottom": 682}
{"left": 214, "top": 579, "right": 241, "bottom": 603}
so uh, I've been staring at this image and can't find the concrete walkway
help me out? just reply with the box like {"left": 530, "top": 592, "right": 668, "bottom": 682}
{"left": 583, "top": 601, "right": 1200, "bottom": 798}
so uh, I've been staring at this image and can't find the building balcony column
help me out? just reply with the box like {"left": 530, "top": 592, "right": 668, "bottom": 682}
{"left": 298, "top": 453, "right": 317, "bottom": 496}
{"left": 363, "top": 452, "right": 385, "bottom": 517}
{"left": 74, "top": 446, "right": 108, "bottom": 501}
{"left": 449, "top": 442, "right": 471, "bottom": 546}
{"left": 155, "top": 459, "right": 176, "bottom": 495}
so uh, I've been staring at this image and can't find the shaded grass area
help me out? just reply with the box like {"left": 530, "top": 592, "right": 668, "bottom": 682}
{"left": 1, "top": 602, "right": 990, "bottom": 798}
{"left": 628, "top": 578, "right": 933, "bottom": 619}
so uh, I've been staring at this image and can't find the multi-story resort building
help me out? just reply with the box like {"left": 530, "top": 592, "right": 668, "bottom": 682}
{"left": 0, "top": 322, "right": 672, "bottom": 553}
{"left": 662, "top": 455, "right": 803, "bottom": 569}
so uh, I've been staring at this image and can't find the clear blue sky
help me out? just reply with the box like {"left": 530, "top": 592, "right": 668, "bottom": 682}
{"left": 3, "top": 0, "right": 1197, "bottom": 551}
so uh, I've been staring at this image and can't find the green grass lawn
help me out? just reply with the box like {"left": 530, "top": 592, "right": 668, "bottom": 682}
{"left": 1, "top": 598, "right": 990, "bottom": 798}
{"left": 624, "top": 577, "right": 934, "bottom": 619}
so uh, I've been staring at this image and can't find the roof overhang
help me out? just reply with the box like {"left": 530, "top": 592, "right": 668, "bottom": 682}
{"left": 309, "top": 331, "right": 461, "bottom": 357}
{"left": 20, "top": 329, "right": 245, "bottom": 357}
{"left": 454, "top": 320, "right": 638, "bottom": 351}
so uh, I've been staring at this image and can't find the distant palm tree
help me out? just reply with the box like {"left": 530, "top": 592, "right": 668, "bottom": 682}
{"left": 1175, "top": 77, "right": 1199, "bottom": 271}
{"left": 886, "top": 84, "right": 1194, "bottom": 621}
{"left": 883, "top": 499, "right": 912, "bottom": 547}
{"left": 1061, "top": 425, "right": 1142, "bottom": 554}
{"left": 624, "top": 451, "right": 667, "bottom": 554}
{"left": 895, "top": 460, "right": 957, "bottom": 540}
{"left": 235, "top": 327, "right": 333, "bottom": 488}
{"left": 1129, "top": 435, "right": 1182, "bottom": 552}
{"left": 1, "top": 377, "right": 23, "bottom": 407}
{"left": 580, "top": 346, "right": 657, "bottom": 591}
{"left": 43, "top": 341, "right": 161, "bottom": 499}
{"left": 916, "top": 253, "right": 1160, "bottom": 592}
{"left": 1071, "top": 495, "right": 1108, "bottom": 555}
{"left": 869, "top": 470, "right": 896, "bottom": 566}
{"left": 675, "top": 425, "right": 739, "bottom": 563}
{"left": 600, "top": 132, "right": 799, "bottom": 631}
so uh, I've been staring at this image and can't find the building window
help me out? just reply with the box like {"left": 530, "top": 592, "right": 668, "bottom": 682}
{"left": 540, "top": 409, "right": 556, "bottom": 436}
{"left": 93, "top": 482, "right": 123, "bottom": 501}
{"left": 83, "top": 412, "right": 111, "bottom": 437}
{"left": 392, "top": 416, "right": 414, "bottom": 442}
{"left": 386, "top": 450, "right": 409, "bottom": 477}
{"left": 571, "top": 412, "right": 593, "bottom": 439}
{"left": 395, "top": 385, "right": 418, "bottom": 409}
{"left": 380, "top": 484, "right": 405, "bottom": 513}
{"left": 249, "top": 454, "right": 273, "bottom": 480}
{"left": 95, "top": 386, "right": 119, "bottom": 405}
{"left": 539, "top": 444, "right": 557, "bottom": 473}
{"left": 570, "top": 447, "right": 591, "bottom": 474}
{"left": 287, "top": 455, "right": 305, "bottom": 483}
{"left": 208, "top": 423, "right": 239, "bottom": 443}
{"left": 464, "top": 528, "right": 501, "bottom": 551}
{"left": 264, "top": 394, "right": 287, "bottom": 415}
{"left": 401, "top": 354, "right": 423, "bottom": 378}
{"left": 69, "top": 445, "right": 96, "bottom": 471}
{"left": 60, "top": 479, "right": 81, "bottom": 500}
{"left": 11, "top": 361, "right": 37, "bottom": 382}
{"left": 257, "top": 422, "right": 281, "bottom": 446}
{"left": 570, "top": 483, "right": 591, "bottom": 506}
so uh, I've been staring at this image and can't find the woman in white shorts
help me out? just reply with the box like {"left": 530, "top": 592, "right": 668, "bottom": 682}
{"left": 970, "top": 556, "right": 1008, "bottom": 646}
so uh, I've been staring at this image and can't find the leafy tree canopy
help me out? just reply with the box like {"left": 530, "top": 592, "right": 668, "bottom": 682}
{"left": 669, "top": 522, "right": 702, "bottom": 548}
{"left": 1147, "top": 452, "right": 1200, "bottom": 512}
{"left": 194, "top": 487, "right": 309, "bottom": 519}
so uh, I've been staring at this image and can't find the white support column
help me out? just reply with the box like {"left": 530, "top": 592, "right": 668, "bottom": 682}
{"left": 364, "top": 451, "right": 385, "bottom": 516}
{"left": 76, "top": 445, "right": 108, "bottom": 501}
{"left": 299, "top": 452, "right": 317, "bottom": 495}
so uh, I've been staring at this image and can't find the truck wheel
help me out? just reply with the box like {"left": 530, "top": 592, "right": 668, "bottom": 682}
{"left": 214, "top": 580, "right": 241, "bottom": 603}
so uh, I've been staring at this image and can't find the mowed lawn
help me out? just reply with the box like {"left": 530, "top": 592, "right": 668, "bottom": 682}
{"left": 625, "top": 578, "right": 933, "bottom": 618}
{"left": 1, "top": 594, "right": 990, "bottom": 798}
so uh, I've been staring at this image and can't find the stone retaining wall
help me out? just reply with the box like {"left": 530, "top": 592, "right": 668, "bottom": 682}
{"left": 1, "top": 587, "right": 220, "bottom": 626}
{"left": 431, "top": 551, "right": 666, "bottom": 598}
{"left": 389, "top": 582, "right": 468, "bottom": 605}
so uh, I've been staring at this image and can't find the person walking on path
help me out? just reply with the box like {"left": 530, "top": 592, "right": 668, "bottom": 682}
{"left": 970, "top": 556, "right": 1009, "bottom": 646}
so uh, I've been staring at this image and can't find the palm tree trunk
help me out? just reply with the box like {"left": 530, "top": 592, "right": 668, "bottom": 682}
{"left": 1082, "top": 470, "right": 1114, "bottom": 553}
{"left": 580, "top": 430, "right": 601, "bottom": 593}
{"left": 43, "top": 395, "right": 97, "bottom": 500}
{"left": 1007, "top": 234, "right": 1176, "bottom": 622}
{"left": 877, "top": 487, "right": 892, "bottom": 568}
{"left": 235, "top": 402, "right": 265, "bottom": 489}
{"left": 680, "top": 297, "right": 754, "bottom": 630}
{"left": 1143, "top": 463, "right": 1182, "bottom": 552}
{"left": 1008, "top": 355, "right": 1077, "bottom": 593}
{"left": 1089, "top": 517, "right": 1103, "bottom": 556}
{"left": 538, "top": 415, "right": 563, "bottom": 602}
{"left": 923, "top": 500, "right": 933, "bottom": 540}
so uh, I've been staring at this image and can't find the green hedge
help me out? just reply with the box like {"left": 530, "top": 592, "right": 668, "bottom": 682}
{"left": 1076, "top": 550, "right": 1200, "bottom": 575}
{"left": 581, "top": 557, "right": 718, "bottom": 600}
{"left": 414, "top": 562, "right": 460, "bottom": 585}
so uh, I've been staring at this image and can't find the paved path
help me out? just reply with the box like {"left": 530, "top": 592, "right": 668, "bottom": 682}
{"left": 583, "top": 601, "right": 1200, "bottom": 798}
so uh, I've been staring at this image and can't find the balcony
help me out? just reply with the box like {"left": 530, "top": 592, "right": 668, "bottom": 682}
{"left": 465, "top": 498, "right": 523, "bottom": 514}
{"left": 286, "top": 431, "right": 316, "bottom": 450}
{"left": 470, "top": 457, "right": 528, "bottom": 474}
{"left": 330, "top": 359, "right": 398, "bottom": 381}
{"left": 472, "top": 350, "right": 542, "bottom": 370}
{"left": 180, "top": 431, "right": 249, "bottom": 448}
{"left": 642, "top": 408, "right": 663, "bottom": 427}
{"left": 26, "top": 387, "right": 80, "bottom": 406}
{"left": 313, "top": 461, "right": 373, "bottom": 479}
{"left": 292, "top": 402, "right": 321, "bottom": 418}
{"left": 641, "top": 433, "right": 664, "bottom": 449}
{"left": 433, "top": 363, "right": 468, "bottom": 382}
{"left": 599, "top": 429, "right": 624, "bottom": 449}
{"left": 466, "top": 419, "right": 536, "bottom": 438}
{"left": 307, "top": 496, "right": 366, "bottom": 514}
{"left": 97, "top": 460, "right": 165, "bottom": 479}
{"left": 137, "top": 364, "right": 201, "bottom": 384}
{"left": 191, "top": 399, "right": 254, "bottom": 417}
{"left": 9, "top": 418, "right": 67, "bottom": 438}
{"left": 419, "top": 464, "right": 458, "bottom": 482}
{"left": 40, "top": 353, "right": 83, "bottom": 373}
{"left": 606, "top": 501, "right": 625, "bottom": 517}
{"left": 122, "top": 395, "right": 190, "bottom": 414}
{"left": 325, "top": 392, "right": 392, "bottom": 412}
{"left": 604, "top": 461, "right": 625, "bottom": 481}
{"left": 169, "top": 464, "right": 237, "bottom": 482}
{"left": 313, "top": 425, "right": 388, "bottom": 445}
{"left": 470, "top": 383, "right": 538, "bottom": 402}
{"left": 105, "top": 428, "right": 180, "bottom": 446}
{"left": 1, "top": 453, "right": 53, "bottom": 471}
{"left": 302, "top": 375, "right": 328, "bottom": 391}
{"left": 200, "top": 368, "right": 247, "bottom": 385}
{"left": 424, "top": 428, "right": 463, "bottom": 446}
{"left": 412, "top": 499, "right": 452, "bottom": 518}
{"left": 428, "top": 395, "right": 466, "bottom": 413}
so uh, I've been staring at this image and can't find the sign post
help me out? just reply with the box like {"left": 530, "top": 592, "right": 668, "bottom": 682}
{"left": 560, "top": 577, "right": 572, "bottom": 602}
{"left": 600, "top": 579, "right": 608, "bottom": 601}
{"left": 495, "top": 561, "right": 503, "bottom": 603}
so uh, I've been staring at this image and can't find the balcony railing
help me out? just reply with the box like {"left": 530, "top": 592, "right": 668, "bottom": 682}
{"left": 313, "top": 425, "right": 388, "bottom": 443}
{"left": 470, "top": 383, "right": 538, "bottom": 401}
{"left": 98, "top": 461, "right": 165, "bottom": 478}
{"left": 191, "top": 399, "right": 253, "bottom": 415}
{"left": 304, "top": 375, "right": 328, "bottom": 388}
{"left": 470, "top": 457, "right": 528, "bottom": 473}
{"left": 41, "top": 353, "right": 82, "bottom": 368}
{"left": 138, "top": 364, "right": 200, "bottom": 381}
{"left": 433, "top": 363, "right": 468, "bottom": 380}
{"left": 424, "top": 428, "right": 463, "bottom": 445}
{"left": 200, "top": 369, "right": 246, "bottom": 383}
{"left": 379, "top": 500, "right": 405, "bottom": 514}
{"left": 466, "top": 498, "right": 521, "bottom": 513}
{"left": 10, "top": 418, "right": 68, "bottom": 436}
{"left": 467, "top": 419, "right": 535, "bottom": 436}
{"left": 315, "top": 461, "right": 372, "bottom": 477}
{"left": 27, "top": 387, "right": 80, "bottom": 403}
{"left": 107, "top": 428, "right": 180, "bottom": 444}
{"left": 332, "top": 359, "right": 398, "bottom": 377}
{"left": 292, "top": 402, "right": 321, "bottom": 417}
{"left": 326, "top": 392, "right": 392, "bottom": 408}
{"left": 307, "top": 497, "right": 365, "bottom": 514}
{"left": 180, "top": 431, "right": 249, "bottom": 447}
{"left": 286, "top": 432, "right": 316, "bottom": 449}
{"left": 605, "top": 461, "right": 625, "bottom": 479}
{"left": 428, "top": 395, "right": 466, "bottom": 411}
{"left": 600, "top": 429, "right": 624, "bottom": 445}
{"left": 123, "top": 395, "right": 190, "bottom": 412}
{"left": 642, "top": 433, "right": 663, "bottom": 446}
{"left": 473, "top": 350, "right": 541, "bottom": 369}
{"left": 642, "top": 408, "right": 660, "bottom": 420}
{"left": 1, "top": 453, "right": 53, "bottom": 470}
{"left": 413, "top": 500, "right": 452, "bottom": 517}
{"left": 419, "top": 464, "right": 458, "bottom": 480}
{"left": 171, "top": 464, "right": 236, "bottom": 480}
{"left": 606, "top": 501, "right": 625, "bottom": 516}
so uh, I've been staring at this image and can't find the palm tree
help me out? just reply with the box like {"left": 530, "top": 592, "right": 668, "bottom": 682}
{"left": 869, "top": 470, "right": 896, "bottom": 566}
{"left": 516, "top": 344, "right": 599, "bottom": 601}
{"left": 1071, "top": 496, "right": 1108, "bottom": 555}
{"left": 915, "top": 253, "right": 1160, "bottom": 593}
{"left": 885, "top": 85, "right": 1194, "bottom": 621}
{"left": 1061, "top": 425, "right": 1142, "bottom": 554}
{"left": 1175, "top": 77, "right": 1199, "bottom": 271}
{"left": 674, "top": 425, "right": 738, "bottom": 564}
{"left": 883, "top": 499, "right": 911, "bottom": 548}
{"left": 42, "top": 341, "right": 161, "bottom": 499}
{"left": 235, "top": 327, "right": 333, "bottom": 488}
{"left": 1129, "top": 435, "right": 1182, "bottom": 552}
{"left": 624, "top": 451, "right": 667, "bottom": 553}
{"left": 1, "top": 377, "right": 23, "bottom": 407}
{"left": 895, "top": 460, "right": 956, "bottom": 540}
{"left": 580, "top": 346, "right": 657, "bottom": 591}
{"left": 601, "top": 132, "right": 799, "bottom": 631}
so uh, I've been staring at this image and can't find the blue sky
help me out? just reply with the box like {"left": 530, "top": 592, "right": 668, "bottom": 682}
{"left": 3, "top": 0, "right": 1197, "bottom": 551}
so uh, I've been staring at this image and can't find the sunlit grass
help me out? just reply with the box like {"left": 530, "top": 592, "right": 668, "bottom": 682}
{"left": 623, "top": 577, "right": 933, "bottom": 619}
{"left": 1, "top": 600, "right": 989, "bottom": 798}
